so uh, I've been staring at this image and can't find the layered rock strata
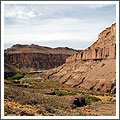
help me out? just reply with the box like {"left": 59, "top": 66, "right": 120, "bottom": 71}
{"left": 66, "top": 23, "right": 116, "bottom": 63}
{"left": 5, "top": 45, "right": 79, "bottom": 71}
{"left": 4, "top": 53, "right": 70, "bottom": 70}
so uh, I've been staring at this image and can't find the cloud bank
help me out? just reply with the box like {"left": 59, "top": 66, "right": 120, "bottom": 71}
{"left": 4, "top": 4, "right": 116, "bottom": 49}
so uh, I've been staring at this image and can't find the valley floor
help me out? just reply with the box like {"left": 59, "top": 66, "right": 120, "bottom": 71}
{"left": 4, "top": 71, "right": 116, "bottom": 116}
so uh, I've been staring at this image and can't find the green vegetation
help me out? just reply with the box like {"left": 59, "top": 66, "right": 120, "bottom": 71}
{"left": 33, "top": 80, "right": 65, "bottom": 89}
{"left": 6, "top": 73, "right": 25, "bottom": 84}
{"left": 54, "top": 89, "right": 77, "bottom": 96}
{"left": 6, "top": 73, "right": 25, "bottom": 80}
{"left": 84, "top": 95, "right": 101, "bottom": 105}
{"left": 10, "top": 80, "right": 20, "bottom": 84}
{"left": 113, "top": 99, "right": 116, "bottom": 102}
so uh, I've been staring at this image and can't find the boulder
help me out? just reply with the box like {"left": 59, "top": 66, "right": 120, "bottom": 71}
{"left": 71, "top": 96, "right": 85, "bottom": 108}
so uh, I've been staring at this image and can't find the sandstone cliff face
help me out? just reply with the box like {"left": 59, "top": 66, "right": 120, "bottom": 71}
{"left": 45, "top": 23, "right": 116, "bottom": 93}
{"left": 66, "top": 23, "right": 116, "bottom": 63}
{"left": 5, "top": 45, "right": 79, "bottom": 71}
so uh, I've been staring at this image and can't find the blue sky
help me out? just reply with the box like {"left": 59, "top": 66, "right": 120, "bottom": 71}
{"left": 4, "top": 4, "right": 116, "bottom": 50}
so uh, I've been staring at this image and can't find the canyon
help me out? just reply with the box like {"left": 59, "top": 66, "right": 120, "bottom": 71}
{"left": 4, "top": 23, "right": 116, "bottom": 93}
{"left": 44, "top": 23, "right": 116, "bottom": 93}
{"left": 4, "top": 23, "right": 116, "bottom": 116}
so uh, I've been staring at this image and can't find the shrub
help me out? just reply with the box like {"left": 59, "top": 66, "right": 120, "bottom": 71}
{"left": 45, "top": 106, "right": 55, "bottom": 113}
{"left": 54, "top": 89, "right": 77, "bottom": 96}
{"left": 113, "top": 99, "right": 116, "bottom": 102}
{"left": 84, "top": 96, "right": 101, "bottom": 105}
{"left": 6, "top": 73, "right": 25, "bottom": 81}
{"left": 6, "top": 73, "right": 24, "bottom": 84}
{"left": 27, "top": 97, "right": 38, "bottom": 105}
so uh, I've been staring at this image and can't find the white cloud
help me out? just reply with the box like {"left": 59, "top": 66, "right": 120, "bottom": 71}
{"left": 4, "top": 5, "right": 42, "bottom": 21}
{"left": 4, "top": 4, "right": 112, "bottom": 22}
{"left": 4, "top": 4, "right": 116, "bottom": 49}
{"left": 86, "top": 4, "right": 109, "bottom": 9}
{"left": 4, "top": 17, "right": 114, "bottom": 47}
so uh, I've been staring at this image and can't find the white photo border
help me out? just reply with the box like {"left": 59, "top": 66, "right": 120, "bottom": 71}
{"left": 1, "top": 1, "right": 119, "bottom": 119}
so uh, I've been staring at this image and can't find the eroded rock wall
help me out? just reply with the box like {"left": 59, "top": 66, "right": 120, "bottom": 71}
{"left": 4, "top": 53, "right": 70, "bottom": 70}
{"left": 66, "top": 23, "right": 116, "bottom": 63}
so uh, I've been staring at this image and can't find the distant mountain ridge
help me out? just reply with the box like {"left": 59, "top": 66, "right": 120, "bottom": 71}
{"left": 5, "top": 44, "right": 81, "bottom": 55}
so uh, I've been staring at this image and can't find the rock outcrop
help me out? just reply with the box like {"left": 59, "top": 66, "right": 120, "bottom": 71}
{"left": 4, "top": 45, "right": 79, "bottom": 71}
{"left": 45, "top": 23, "right": 116, "bottom": 93}
{"left": 66, "top": 23, "right": 116, "bottom": 63}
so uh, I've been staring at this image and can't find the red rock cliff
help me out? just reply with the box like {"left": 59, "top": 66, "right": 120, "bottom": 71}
{"left": 4, "top": 53, "right": 70, "bottom": 70}
{"left": 66, "top": 23, "right": 116, "bottom": 63}
{"left": 4, "top": 45, "right": 79, "bottom": 71}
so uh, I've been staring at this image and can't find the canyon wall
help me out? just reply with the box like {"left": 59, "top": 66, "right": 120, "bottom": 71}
{"left": 5, "top": 45, "right": 79, "bottom": 71}
{"left": 66, "top": 23, "right": 116, "bottom": 63}
{"left": 4, "top": 53, "right": 70, "bottom": 70}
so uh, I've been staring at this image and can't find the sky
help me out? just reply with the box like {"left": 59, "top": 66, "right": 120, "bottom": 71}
{"left": 4, "top": 4, "right": 116, "bottom": 50}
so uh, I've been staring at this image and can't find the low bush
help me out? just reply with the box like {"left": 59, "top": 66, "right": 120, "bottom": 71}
{"left": 54, "top": 89, "right": 77, "bottom": 96}
{"left": 113, "top": 99, "right": 116, "bottom": 102}
{"left": 84, "top": 96, "right": 101, "bottom": 105}
{"left": 6, "top": 73, "right": 25, "bottom": 84}
{"left": 27, "top": 97, "right": 38, "bottom": 105}
{"left": 7, "top": 73, "right": 25, "bottom": 80}
{"left": 45, "top": 106, "right": 55, "bottom": 113}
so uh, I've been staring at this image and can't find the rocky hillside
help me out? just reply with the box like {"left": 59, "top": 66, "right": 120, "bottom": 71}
{"left": 4, "top": 44, "right": 79, "bottom": 71}
{"left": 66, "top": 23, "right": 116, "bottom": 62}
{"left": 44, "top": 23, "right": 116, "bottom": 93}
{"left": 4, "top": 63, "right": 23, "bottom": 79}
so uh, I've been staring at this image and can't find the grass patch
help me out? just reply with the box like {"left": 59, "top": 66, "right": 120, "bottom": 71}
{"left": 84, "top": 95, "right": 101, "bottom": 105}
{"left": 6, "top": 73, "right": 25, "bottom": 80}
{"left": 34, "top": 81, "right": 64, "bottom": 89}
{"left": 6, "top": 73, "right": 25, "bottom": 84}
{"left": 54, "top": 89, "right": 77, "bottom": 96}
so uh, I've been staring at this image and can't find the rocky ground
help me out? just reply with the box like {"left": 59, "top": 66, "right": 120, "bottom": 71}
{"left": 4, "top": 71, "right": 116, "bottom": 116}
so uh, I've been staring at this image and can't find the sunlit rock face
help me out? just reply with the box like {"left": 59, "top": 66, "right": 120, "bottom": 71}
{"left": 66, "top": 23, "right": 116, "bottom": 63}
